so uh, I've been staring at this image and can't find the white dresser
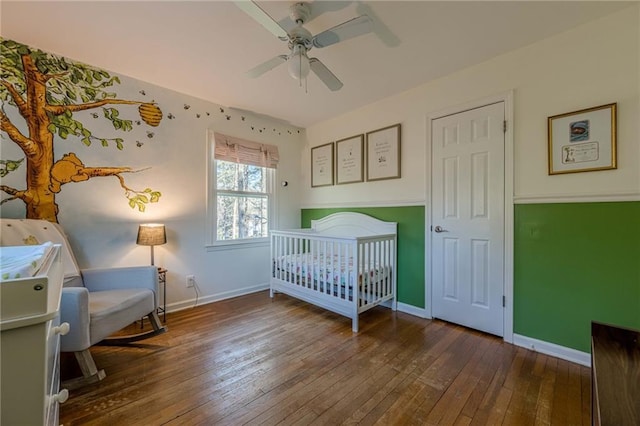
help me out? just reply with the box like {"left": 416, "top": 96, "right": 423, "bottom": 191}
{"left": 1, "top": 244, "right": 69, "bottom": 425}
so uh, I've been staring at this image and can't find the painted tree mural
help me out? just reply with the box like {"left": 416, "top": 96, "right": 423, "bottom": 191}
{"left": 0, "top": 39, "right": 162, "bottom": 223}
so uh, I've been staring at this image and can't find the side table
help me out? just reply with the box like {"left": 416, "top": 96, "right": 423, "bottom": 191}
{"left": 157, "top": 267, "right": 167, "bottom": 322}
{"left": 140, "top": 267, "right": 167, "bottom": 329}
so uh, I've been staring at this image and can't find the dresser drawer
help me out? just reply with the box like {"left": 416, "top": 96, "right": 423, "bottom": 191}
{"left": 46, "top": 318, "right": 70, "bottom": 425}
{"left": 1, "top": 320, "right": 50, "bottom": 424}
{"left": 46, "top": 316, "right": 60, "bottom": 395}
{"left": 1, "top": 244, "right": 64, "bottom": 425}
{"left": 46, "top": 344, "right": 62, "bottom": 426}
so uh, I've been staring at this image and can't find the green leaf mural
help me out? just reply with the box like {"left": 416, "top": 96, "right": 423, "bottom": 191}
{"left": 0, "top": 158, "right": 24, "bottom": 177}
{"left": 0, "top": 38, "right": 162, "bottom": 222}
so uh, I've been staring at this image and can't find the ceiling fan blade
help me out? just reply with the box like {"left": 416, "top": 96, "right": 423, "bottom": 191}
{"left": 355, "top": 3, "right": 401, "bottom": 48}
{"left": 234, "top": 1, "right": 288, "bottom": 40}
{"left": 311, "top": 15, "right": 373, "bottom": 49}
{"left": 309, "top": 58, "right": 343, "bottom": 91}
{"left": 247, "top": 55, "right": 288, "bottom": 78}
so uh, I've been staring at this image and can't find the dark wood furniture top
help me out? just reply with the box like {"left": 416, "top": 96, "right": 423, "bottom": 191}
{"left": 591, "top": 321, "right": 640, "bottom": 426}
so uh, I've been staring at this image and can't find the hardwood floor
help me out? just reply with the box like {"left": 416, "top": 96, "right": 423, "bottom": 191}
{"left": 60, "top": 291, "right": 591, "bottom": 425}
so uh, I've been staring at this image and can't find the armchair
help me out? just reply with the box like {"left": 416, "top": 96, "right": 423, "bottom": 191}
{"left": 0, "top": 219, "right": 167, "bottom": 389}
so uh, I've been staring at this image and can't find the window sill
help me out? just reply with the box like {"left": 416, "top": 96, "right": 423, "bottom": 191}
{"left": 206, "top": 238, "right": 269, "bottom": 252}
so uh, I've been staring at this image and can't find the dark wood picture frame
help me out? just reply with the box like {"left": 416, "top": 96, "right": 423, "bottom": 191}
{"left": 335, "top": 134, "right": 364, "bottom": 185}
{"left": 366, "top": 123, "right": 401, "bottom": 181}
{"left": 311, "top": 142, "right": 334, "bottom": 187}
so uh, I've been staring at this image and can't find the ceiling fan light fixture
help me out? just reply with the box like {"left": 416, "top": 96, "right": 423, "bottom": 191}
{"left": 288, "top": 46, "right": 310, "bottom": 80}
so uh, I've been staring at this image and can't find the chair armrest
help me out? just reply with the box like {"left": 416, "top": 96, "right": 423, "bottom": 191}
{"left": 81, "top": 266, "right": 158, "bottom": 293}
{"left": 60, "top": 287, "right": 91, "bottom": 352}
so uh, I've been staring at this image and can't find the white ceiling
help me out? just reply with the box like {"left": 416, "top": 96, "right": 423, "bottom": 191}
{"left": 1, "top": 1, "right": 633, "bottom": 128}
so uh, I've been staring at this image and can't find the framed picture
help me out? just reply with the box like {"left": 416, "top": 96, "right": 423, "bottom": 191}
{"left": 311, "top": 142, "right": 334, "bottom": 187}
{"left": 548, "top": 103, "right": 617, "bottom": 175}
{"left": 335, "top": 134, "right": 364, "bottom": 185}
{"left": 366, "top": 123, "right": 401, "bottom": 181}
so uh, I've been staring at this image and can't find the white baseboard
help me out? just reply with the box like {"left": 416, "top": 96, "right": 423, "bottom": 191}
{"left": 397, "top": 302, "right": 430, "bottom": 319}
{"left": 166, "top": 283, "right": 269, "bottom": 313}
{"left": 513, "top": 334, "right": 591, "bottom": 367}
{"left": 167, "top": 287, "right": 430, "bottom": 320}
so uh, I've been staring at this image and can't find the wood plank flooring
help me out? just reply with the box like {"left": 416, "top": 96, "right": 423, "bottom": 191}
{"left": 59, "top": 291, "right": 591, "bottom": 425}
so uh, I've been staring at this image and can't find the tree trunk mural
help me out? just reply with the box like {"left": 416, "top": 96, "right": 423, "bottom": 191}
{"left": 0, "top": 39, "right": 162, "bottom": 223}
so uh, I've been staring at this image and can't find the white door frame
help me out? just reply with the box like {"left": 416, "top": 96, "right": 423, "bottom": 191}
{"left": 425, "top": 90, "right": 514, "bottom": 343}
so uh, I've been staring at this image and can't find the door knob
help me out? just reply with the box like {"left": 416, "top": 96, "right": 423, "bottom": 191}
{"left": 434, "top": 226, "right": 446, "bottom": 233}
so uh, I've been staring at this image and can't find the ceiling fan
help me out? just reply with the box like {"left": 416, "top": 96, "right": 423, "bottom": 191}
{"left": 235, "top": 1, "right": 374, "bottom": 91}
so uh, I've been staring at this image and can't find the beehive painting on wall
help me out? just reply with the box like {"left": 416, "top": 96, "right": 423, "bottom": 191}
{"left": 0, "top": 39, "right": 163, "bottom": 223}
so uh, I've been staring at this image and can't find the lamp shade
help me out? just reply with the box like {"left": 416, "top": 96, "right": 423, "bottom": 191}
{"left": 136, "top": 224, "right": 166, "bottom": 246}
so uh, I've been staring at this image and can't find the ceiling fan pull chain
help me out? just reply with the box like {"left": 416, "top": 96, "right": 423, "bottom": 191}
{"left": 299, "top": 52, "right": 304, "bottom": 86}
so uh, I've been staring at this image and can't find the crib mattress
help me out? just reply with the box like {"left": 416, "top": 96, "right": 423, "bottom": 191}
{"left": 273, "top": 253, "right": 391, "bottom": 289}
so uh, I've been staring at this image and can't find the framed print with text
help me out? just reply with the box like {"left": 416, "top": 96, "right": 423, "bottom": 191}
{"left": 311, "top": 142, "right": 334, "bottom": 187}
{"left": 548, "top": 103, "right": 617, "bottom": 175}
{"left": 336, "top": 134, "right": 364, "bottom": 185}
{"left": 366, "top": 123, "right": 401, "bottom": 181}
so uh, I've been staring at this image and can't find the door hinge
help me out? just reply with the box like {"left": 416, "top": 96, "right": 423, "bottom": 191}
{"left": 502, "top": 295, "right": 506, "bottom": 307}
{"left": 503, "top": 120, "right": 507, "bottom": 133}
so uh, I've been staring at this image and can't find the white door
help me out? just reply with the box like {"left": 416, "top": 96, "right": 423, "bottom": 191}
{"left": 431, "top": 102, "right": 505, "bottom": 336}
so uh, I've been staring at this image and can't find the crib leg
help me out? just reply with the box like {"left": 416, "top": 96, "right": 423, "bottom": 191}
{"left": 270, "top": 286, "right": 274, "bottom": 298}
{"left": 352, "top": 316, "right": 359, "bottom": 333}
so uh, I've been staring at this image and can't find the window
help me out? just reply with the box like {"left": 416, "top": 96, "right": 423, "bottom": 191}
{"left": 207, "top": 131, "right": 278, "bottom": 246}
{"left": 215, "top": 160, "right": 272, "bottom": 241}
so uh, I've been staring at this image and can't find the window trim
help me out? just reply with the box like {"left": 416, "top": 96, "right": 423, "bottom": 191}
{"left": 206, "top": 131, "right": 276, "bottom": 249}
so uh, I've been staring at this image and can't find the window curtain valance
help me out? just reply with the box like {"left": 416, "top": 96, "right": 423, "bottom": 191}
{"left": 214, "top": 132, "right": 279, "bottom": 169}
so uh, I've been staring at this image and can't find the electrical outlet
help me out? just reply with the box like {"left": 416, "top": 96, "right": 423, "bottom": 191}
{"left": 186, "top": 275, "right": 195, "bottom": 288}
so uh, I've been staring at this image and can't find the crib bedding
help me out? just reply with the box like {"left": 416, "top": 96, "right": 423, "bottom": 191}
{"left": 273, "top": 253, "right": 391, "bottom": 288}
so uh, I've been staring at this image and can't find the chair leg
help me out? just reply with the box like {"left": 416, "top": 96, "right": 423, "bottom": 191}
{"left": 62, "top": 349, "right": 106, "bottom": 390}
{"left": 147, "top": 310, "right": 164, "bottom": 331}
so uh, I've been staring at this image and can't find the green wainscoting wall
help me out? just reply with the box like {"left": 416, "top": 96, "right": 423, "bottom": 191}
{"left": 514, "top": 201, "right": 640, "bottom": 353}
{"left": 301, "top": 206, "right": 425, "bottom": 308}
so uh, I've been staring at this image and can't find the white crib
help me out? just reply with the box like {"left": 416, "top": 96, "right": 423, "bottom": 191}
{"left": 270, "top": 212, "right": 397, "bottom": 332}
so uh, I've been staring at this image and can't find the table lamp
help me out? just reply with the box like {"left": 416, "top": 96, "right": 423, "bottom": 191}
{"left": 136, "top": 223, "right": 166, "bottom": 266}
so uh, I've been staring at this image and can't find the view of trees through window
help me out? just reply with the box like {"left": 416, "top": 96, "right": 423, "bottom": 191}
{"left": 216, "top": 160, "right": 270, "bottom": 241}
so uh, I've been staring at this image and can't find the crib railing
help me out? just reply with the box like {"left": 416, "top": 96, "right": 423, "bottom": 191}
{"left": 271, "top": 230, "right": 396, "bottom": 309}
{"left": 356, "top": 235, "right": 396, "bottom": 310}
